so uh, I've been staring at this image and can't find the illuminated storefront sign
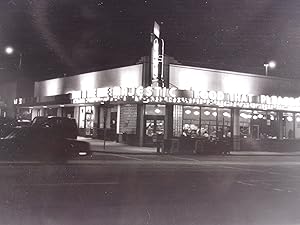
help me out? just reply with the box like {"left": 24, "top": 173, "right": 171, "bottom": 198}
{"left": 71, "top": 87, "right": 300, "bottom": 112}
{"left": 151, "top": 21, "right": 164, "bottom": 86}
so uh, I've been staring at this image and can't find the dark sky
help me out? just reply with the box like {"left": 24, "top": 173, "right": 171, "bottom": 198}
{"left": 0, "top": 0, "right": 300, "bottom": 81}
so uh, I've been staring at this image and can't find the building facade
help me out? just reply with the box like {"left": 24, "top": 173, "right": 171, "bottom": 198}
{"left": 14, "top": 57, "right": 300, "bottom": 151}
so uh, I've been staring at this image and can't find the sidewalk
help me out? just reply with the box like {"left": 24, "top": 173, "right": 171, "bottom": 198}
{"left": 78, "top": 137, "right": 156, "bottom": 154}
{"left": 230, "top": 151, "right": 300, "bottom": 156}
{"left": 78, "top": 137, "right": 300, "bottom": 156}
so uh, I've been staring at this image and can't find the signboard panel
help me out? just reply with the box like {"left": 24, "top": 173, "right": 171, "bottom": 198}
{"left": 70, "top": 86, "right": 300, "bottom": 112}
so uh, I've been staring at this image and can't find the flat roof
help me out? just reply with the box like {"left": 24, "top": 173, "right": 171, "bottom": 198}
{"left": 170, "top": 63, "right": 299, "bottom": 82}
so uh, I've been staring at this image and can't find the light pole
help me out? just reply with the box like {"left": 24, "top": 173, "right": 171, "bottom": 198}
{"left": 5, "top": 46, "right": 23, "bottom": 70}
{"left": 264, "top": 61, "right": 276, "bottom": 76}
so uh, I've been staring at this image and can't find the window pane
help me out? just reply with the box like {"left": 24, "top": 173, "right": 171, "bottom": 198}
{"left": 240, "top": 110, "right": 252, "bottom": 138}
{"left": 79, "top": 106, "right": 85, "bottom": 128}
{"left": 201, "top": 107, "right": 217, "bottom": 138}
{"left": 182, "top": 106, "right": 200, "bottom": 137}
{"left": 217, "top": 108, "right": 231, "bottom": 138}
{"left": 295, "top": 113, "right": 300, "bottom": 139}
{"left": 145, "top": 105, "right": 165, "bottom": 115}
{"left": 240, "top": 110, "right": 278, "bottom": 140}
{"left": 282, "top": 112, "right": 294, "bottom": 139}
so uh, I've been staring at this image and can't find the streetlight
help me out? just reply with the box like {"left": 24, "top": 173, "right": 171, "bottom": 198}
{"left": 264, "top": 61, "right": 276, "bottom": 76}
{"left": 4, "top": 46, "right": 23, "bottom": 70}
{"left": 5, "top": 46, "right": 14, "bottom": 55}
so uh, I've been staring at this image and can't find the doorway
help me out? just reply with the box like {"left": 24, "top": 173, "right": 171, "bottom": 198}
{"left": 144, "top": 115, "right": 164, "bottom": 146}
{"left": 251, "top": 125, "right": 259, "bottom": 139}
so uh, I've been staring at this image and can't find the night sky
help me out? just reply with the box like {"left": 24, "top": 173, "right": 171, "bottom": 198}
{"left": 0, "top": 0, "right": 300, "bottom": 81}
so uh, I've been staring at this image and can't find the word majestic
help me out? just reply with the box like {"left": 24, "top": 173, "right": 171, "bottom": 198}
{"left": 70, "top": 86, "right": 300, "bottom": 109}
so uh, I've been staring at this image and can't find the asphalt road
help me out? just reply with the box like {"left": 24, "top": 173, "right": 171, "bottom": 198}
{"left": 1, "top": 153, "right": 300, "bottom": 225}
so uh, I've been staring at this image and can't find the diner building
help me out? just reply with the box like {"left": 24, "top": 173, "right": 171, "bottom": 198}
{"left": 14, "top": 56, "right": 300, "bottom": 152}
{"left": 13, "top": 23, "right": 300, "bottom": 152}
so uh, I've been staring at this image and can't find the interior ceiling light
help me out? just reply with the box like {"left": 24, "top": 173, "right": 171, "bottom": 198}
{"left": 185, "top": 109, "right": 192, "bottom": 115}
{"left": 287, "top": 116, "right": 293, "bottom": 122}
{"left": 212, "top": 112, "right": 217, "bottom": 117}
{"left": 223, "top": 112, "right": 230, "bottom": 117}
{"left": 253, "top": 115, "right": 258, "bottom": 120}
{"left": 193, "top": 111, "right": 200, "bottom": 116}
{"left": 258, "top": 114, "right": 263, "bottom": 119}
{"left": 154, "top": 108, "right": 161, "bottom": 114}
{"left": 204, "top": 111, "right": 210, "bottom": 116}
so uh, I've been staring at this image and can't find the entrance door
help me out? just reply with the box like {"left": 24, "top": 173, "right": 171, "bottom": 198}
{"left": 85, "top": 112, "right": 93, "bottom": 136}
{"left": 251, "top": 125, "right": 259, "bottom": 139}
{"left": 144, "top": 116, "right": 164, "bottom": 146}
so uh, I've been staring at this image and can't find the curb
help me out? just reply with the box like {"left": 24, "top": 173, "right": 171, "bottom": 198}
{"left": 90, "top": 150, "right": 300, "bottom": 157}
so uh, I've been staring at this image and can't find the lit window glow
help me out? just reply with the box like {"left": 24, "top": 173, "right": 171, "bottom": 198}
{"left": 223, "top": 112, "right": 231, "bottom": 117}
{"left": 185, "top": 109, "right": 191, "bottom": 115}
{"left": 154, "top": 108, "right": 161, "bottom": 114}
{"left": 193, "top": 111, "right": 200, "bottom": 116}
{"left": 204, "top": 111, "right": 210, "bottom": 116}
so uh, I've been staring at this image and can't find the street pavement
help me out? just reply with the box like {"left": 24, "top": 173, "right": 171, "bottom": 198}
{"left": 1, "top": 152, "right": 300, "bottom": 225}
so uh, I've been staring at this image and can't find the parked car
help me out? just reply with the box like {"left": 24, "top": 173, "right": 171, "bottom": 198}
{"left": 0, "top": 127, "right": 90, "bottom": 161}
{"left": 15, "top": 119, "right": 31, "bottom": 127}
{"left": 0, "top": 117, "right": 17, "bottom": 137}
{"left": 31, "top": 116, "right": 78, "bottom": 139}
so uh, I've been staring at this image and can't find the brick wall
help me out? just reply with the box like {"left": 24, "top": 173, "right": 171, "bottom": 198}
{"left": 120, "top": 104, "right": 137, "bottom": 134}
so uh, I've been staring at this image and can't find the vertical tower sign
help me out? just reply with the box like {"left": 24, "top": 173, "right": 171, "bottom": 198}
{"left": 151, "top": 21, "right": 164, "bottom": 87}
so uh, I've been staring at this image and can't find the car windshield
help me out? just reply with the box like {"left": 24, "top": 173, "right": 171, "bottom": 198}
{"left": 31, "top": 117, "right": 47, "bottom": 127}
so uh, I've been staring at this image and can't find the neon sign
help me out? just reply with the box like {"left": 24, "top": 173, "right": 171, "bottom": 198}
{"left": 71, "top": 86, "right": 300, "bottom": 112}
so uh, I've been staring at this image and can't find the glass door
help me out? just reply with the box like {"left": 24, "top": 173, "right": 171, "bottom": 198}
{"left": 144, "top": 116, "right": 164, "bottom": 146}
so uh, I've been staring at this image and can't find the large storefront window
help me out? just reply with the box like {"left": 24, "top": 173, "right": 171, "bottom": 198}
{"left": 240, "top": 110, "right": 278, "bottom": 139}
{"left": 282, "top": 112, "right": 294, "bottom": 139}
{"left": 173, "top": 105, "right": 232, "bottom": 139}
{"left": 201, "top": 107, "right": 217, "bottom": 138}
{"left": 79, "top": 106, "right": 95, "bottom": 136}
{"left": 217, "top": 108, "right": 231, "bottom": 138}
{"left": 182, "top": 106, "right": 200, "bottom": 137}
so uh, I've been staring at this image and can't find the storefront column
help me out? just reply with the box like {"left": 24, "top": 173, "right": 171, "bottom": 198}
{"left": 57, "top": 107, "right": 62, "bottom": 117}
{"left": 232, "top": 108, "right": 240, "bottom": 151}
{"left": 92, "top": 106, "right": 99, "bottom": 138}
{"left": 74, "top": 107, "right": 79, "bottom": 125}
{"left": 99, "top": 107, "right": 104, "bottom": 128}
{"left": 137, "top": 104, "right": 145, "bottom": 147}
{"left": 116, "top": 105, "right": 121, "bottom": 142}
{"left": 165, "top": 104, "right": 173, "bottom": 139}
{"left": 278, "top": 111, "right": 283, "bottom": 139}
{"left": 293, "top": 113, "right": 296, "bottom": 139}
